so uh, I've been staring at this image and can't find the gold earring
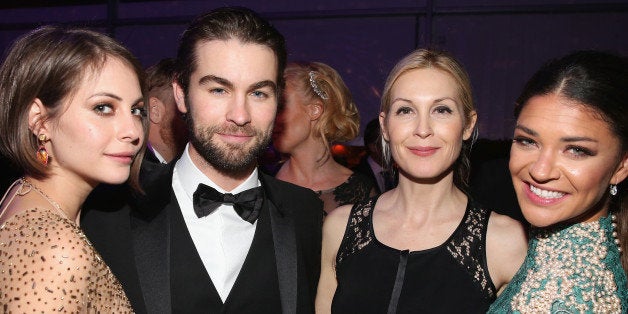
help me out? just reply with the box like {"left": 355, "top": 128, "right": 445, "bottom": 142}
{"left": 36, "top": 134, "right": 49, "bottom": 166}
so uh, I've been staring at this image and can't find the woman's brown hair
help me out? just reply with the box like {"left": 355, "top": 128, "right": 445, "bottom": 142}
{"left": 0, "top": 26, "right": 148, "bottom": 190}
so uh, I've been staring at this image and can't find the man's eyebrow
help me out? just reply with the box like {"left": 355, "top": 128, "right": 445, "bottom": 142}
{"left": 249, "top": 80, "right": 277, "bottom": 94}
{"left": 198, "top": 75, "right": 233, "bottom": 90}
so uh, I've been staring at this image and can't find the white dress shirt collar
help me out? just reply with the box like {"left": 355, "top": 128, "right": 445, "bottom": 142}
{"left": 147, "top": 142, "right": 168, "bottom": 164}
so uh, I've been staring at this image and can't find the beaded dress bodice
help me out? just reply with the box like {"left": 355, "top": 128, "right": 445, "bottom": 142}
{"left": 0, "top": 208, "right": 134, "bottom": 313}
{"left": 488, "top": 215, "right": 628, "bottom": 313}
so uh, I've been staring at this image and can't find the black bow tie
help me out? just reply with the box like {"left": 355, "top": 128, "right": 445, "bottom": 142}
{"left": 193, "top": 184, "right": 264, "bottom": 223}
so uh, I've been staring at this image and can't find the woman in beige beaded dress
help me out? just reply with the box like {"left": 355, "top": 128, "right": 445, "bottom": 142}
{"left": 0, "top": 26, "right": 147, "bottom": 313}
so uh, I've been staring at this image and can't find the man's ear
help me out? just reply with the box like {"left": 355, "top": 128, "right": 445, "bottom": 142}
{"left": 463, "top": 110, "right": 478, "bottom": 140}
{"left": 28, "top": 98, "right": 48, "bottom": 136}
{"left": 173, "top": 81, "right": 188, "bottom": 114}
{"left": 308, "top": 101, "right": 323, "bottom": 121}
{"left": 149, "top": 97, "right": 165, "bottom": 124}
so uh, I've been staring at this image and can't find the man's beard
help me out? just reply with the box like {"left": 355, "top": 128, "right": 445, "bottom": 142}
{"left": 185, "top": 112, "right": 272, "bottom": 177}
{"left": 161, "top": 115, "right": 189, "bottom": 155}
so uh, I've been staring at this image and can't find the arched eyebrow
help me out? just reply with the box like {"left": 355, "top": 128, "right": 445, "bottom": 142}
{"left": 248, "top": 80, "right": 277, "bottom": 94}
{"left": 89, "top": 92, "right": 122, "bottom": 101}
{"left": 391, "top": 97, "right": 412, "bottom": 104}
{"left": 198, "top": 75, "right": 276, "bottom": 95}
{"left": 198, "top": 75, "right": 232, "bottom": 89}
{"left": 88, "top": 93, "right": 143, "bottom": 106}
{"left": 390, "top": 96, "right": 457, "bottom": 105}
{"left": 560, "top": 136, "right": 597, "bottom": 143}
{"left": 515, "top": 124, "right": 597, "bottom": 143}
{"left": 434, "top": 97, "right": 457, "bottom": 104}
{"left": 514, "top": 125, "right": 537, "bottom": 136}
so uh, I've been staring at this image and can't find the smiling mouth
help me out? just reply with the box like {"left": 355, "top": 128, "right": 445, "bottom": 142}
{"left": 106, "top": 154, "right": 134, "bottom": 164}
{"left": 218, "top": 133, "right": 254, "bottom": 145}
{"left": 220, "top": 132, "right": 252, "bottom": 136}
{"left": 529, "top": 184, "right": 565, "bottom": 199}
{"left": 218, "top": 132, "right": 254, "bottom": 139}
{"left": 409, "top": 147, "right": 438, "bottom": 156}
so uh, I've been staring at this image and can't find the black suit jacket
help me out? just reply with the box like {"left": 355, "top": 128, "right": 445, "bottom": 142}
{"left": 82, "top": 164, "right": 323, "bottom": 314}
{"left": 351, "top": 156, "right": 381, "bottom": 194}
{"left": 470, "top": 157, "right": 524, "bottom": 223}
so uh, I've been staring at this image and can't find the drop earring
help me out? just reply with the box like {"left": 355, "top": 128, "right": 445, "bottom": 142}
{"left": 36, "top": 134, "right": 49, "bottom": 166}
{"left": 610, "top": 184, "right": 618, "bottom": 196}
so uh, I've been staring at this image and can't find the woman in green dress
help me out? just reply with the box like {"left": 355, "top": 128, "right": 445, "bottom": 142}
{"left": 488, "top": 50, "right": 628, "bottom": 313}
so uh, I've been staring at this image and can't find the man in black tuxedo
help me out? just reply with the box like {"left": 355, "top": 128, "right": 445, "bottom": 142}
{"left": 82, "top": 7, "right": 323, "bottom": 314}
{"left": 352, "top": 118, "right": 396, "bottom": 193}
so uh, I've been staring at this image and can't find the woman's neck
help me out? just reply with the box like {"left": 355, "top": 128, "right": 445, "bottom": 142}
{"left": 393, "top": 170, "right": 465, "bottom": 218}
{"left": 276, "top": 140, "right": 351, "bottom": 190}
{"left": 24, "top": 174, "right": 93, "bottom": 222}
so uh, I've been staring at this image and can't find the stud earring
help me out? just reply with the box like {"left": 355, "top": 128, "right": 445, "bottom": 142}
{"left": 610, "top": 184, "right": 618, "bottom": 196}
{"left": 36, "top": 134, "right": 49, "bottom": 166}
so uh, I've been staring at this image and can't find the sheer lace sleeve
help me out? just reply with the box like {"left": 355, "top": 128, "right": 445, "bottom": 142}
{"left": 0, "top": 208, "right": 133, "bottom": 313}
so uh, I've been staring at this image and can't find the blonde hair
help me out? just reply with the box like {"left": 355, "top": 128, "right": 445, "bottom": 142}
{"left": 283, "top": 62, "right": 360, "bottom": 151}
{"left": 380, "top": 49, "right": 477, "bottom": 190}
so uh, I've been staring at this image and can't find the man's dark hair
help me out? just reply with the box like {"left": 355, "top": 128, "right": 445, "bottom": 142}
{"left": 363, "top": 118, "right": 381, "bottom": 147}
{"left": 174, "top": 6, "right": 287, "bottom": 95}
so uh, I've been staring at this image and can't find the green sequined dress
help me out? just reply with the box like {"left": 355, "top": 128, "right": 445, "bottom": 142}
{"left": 488, "top": 215, "right": 628, "bottom": 313}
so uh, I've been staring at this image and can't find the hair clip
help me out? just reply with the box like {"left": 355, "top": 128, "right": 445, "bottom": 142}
{"left": 309, "top": 71, "right": 329, "bottom": 100}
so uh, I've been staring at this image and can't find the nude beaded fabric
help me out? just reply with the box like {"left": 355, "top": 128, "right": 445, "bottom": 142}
{"left": 0, "top": 207, "right": 133, "bottom": 313}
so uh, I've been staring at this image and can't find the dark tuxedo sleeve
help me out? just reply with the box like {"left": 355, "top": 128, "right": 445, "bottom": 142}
{"left": 292, "top": 189, "right": 323, "bottom": 314}
{"left": 81, "top": 184, "right": 148, "bottom": 314}
{"left": 470, "top": 157, "right": 524, "bottom": 222}
{"left": 261, "top": 175, "right": 324, "bottom": 313}
{"left": 292, "top": 187, "right": 323, "bottom": 300}
{"left": 351, "top": 157, "right": 380, "bottom": 194}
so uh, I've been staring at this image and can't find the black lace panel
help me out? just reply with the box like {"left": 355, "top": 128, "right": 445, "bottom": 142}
{"left": 317, "top": 173, "right": 377, "bottom": 214}
{"left": 445, "top": 204, "right": 495, "bottom": 299}
{"left": 332, "top": 173, "right": 376, "bottom": 207}
{"left": 335, "top": 197, "right": 377, "bottom": 267}
{"left": 335, "top": 197, "right": 496, "bottom": 299}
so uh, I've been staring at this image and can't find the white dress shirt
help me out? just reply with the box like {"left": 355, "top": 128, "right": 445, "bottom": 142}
{"left": 147, "top": 143, "right": 167, "bottom": 164}
{"left": 172, "top": 145, "right": 259, "bottom": 302}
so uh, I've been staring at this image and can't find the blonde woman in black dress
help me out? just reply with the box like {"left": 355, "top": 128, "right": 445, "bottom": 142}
{"left": 316, "top": 49, "right": 527, "bottom": 313}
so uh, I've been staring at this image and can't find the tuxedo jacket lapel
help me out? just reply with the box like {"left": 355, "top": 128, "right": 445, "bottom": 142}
{"left": 131, "top": 206, "right": 171, "bottom": 313}
{"left": 131, "top": 164, "right": 176, "bottom": 313}
{"left": 261, "top": 174, "right": 297, "bottom": 314}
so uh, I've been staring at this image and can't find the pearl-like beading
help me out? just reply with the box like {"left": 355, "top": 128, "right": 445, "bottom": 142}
{"left": 511, "top": 217, "right": 623, "bottom": 313}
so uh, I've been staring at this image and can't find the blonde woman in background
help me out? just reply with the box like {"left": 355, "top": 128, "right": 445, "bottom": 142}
{"left": 273, "top": 62, "right": 377, "bottom": 214}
